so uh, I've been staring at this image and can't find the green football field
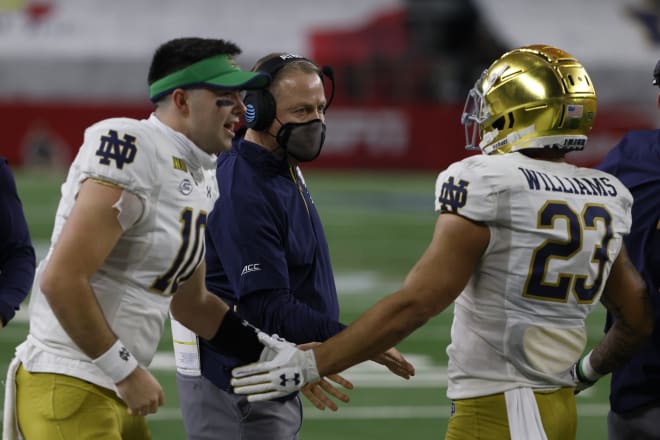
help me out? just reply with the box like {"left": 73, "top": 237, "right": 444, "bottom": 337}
{"left": 1, "top": 168, "right": 611, "bottom": 439}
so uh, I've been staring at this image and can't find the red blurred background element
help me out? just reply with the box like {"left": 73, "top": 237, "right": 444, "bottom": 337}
{"left": 1, "top": 101, "right": 650, "bottom": 171}
{"left": 1, "top": 6, "right": 655, "bottom": 171}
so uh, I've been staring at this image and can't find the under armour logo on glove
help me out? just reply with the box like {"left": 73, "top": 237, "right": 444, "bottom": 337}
{"left": 279, "top": 373, "right": 301, "bottom": 387}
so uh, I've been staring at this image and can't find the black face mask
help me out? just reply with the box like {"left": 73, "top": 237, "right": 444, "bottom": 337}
{"left": 275, "top": 119, "right": 326, "bottom": 162}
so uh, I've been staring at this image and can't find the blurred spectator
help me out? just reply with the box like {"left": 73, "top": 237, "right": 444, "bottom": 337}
{"left": 0, "top": 157, "right": 35, "bottom": 329}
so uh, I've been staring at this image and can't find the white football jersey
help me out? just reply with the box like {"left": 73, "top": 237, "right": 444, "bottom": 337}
{"left": 17, "top": 114, "right": 217, "bottom": 391}
{"left": 434, "top": 152, "right": 632, "bottom": 399}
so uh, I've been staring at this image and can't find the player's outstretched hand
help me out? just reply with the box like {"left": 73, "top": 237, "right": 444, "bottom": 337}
{"left": 295, "top": 341, "right": 353, "bottom": 411}
{"left": 371, "top": 347, "right": 416, "bottom": 379}
{"left": 232, "top": 332, "right": 320, "bottom": 401}
{"left": 116, "top": 366, "right": 165, "bottom": 416}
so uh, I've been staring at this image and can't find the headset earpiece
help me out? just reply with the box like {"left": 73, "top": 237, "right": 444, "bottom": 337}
{"left": 243, "top": 89, "right": 276, "bottom": 131}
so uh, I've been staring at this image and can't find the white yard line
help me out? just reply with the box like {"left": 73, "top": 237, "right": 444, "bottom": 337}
{"left": 0, "top": 404, "right": 608, "bottom": 422}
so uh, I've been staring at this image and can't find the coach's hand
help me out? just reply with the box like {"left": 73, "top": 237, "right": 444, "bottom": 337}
{"left": 232, "top": 332, "right": 320, "bottom": 401}
{"left": 116, "top": 367, "right": 165, "bottom": 416}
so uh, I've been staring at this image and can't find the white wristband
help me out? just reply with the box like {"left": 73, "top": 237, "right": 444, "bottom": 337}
{"left": 92, "top": 339, "right": 138, "bottom": 384}
{"left": 580, "top": 350, "right": 603, "bottom": 382}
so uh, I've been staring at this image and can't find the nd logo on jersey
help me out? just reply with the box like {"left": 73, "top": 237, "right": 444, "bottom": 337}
{"left": 438, "top": 176, "right": 469, "bottom": 213}
{"left": 96, "top": 130, "right": 138, "bottom": 169}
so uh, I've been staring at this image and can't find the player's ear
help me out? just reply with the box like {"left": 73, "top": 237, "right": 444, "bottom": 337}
{"left": 171, "top": 88, "right": 190, "bottom": 113}
{"left": 656, "top": 93, "right": 660, "bottom": 112}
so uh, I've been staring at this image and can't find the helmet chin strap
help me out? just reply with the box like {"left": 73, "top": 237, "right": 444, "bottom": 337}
{"left": 479, "top": 129, "right": 500, "bottom": 153}
{"left": 481, "top": 125, "right": 534, "bottom": 154}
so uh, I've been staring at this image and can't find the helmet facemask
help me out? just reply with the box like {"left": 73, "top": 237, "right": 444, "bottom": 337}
{"left": 462, "top": 70, "right": 489, "bottom": 152}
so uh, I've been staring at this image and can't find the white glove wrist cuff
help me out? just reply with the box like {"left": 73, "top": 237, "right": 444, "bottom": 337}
{"left": 579, "top": 350, "right": 602, "bottom": 382}
{"left": 92, "top": 339, "right": 138, "bottom": 383}
{"left": 302, "top": 349, "right": 321, "bottom": 384}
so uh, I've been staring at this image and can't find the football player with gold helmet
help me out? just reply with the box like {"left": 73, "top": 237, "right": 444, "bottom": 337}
{"left": 231, "top": 45, "right": 654, "bottom": 440}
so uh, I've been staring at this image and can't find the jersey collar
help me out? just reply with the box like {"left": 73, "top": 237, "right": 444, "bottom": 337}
{"left": 148, "top": 113, "right": 217, "bottom": 171}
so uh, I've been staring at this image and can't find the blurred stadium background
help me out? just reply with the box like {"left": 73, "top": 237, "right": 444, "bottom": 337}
{"left": 2, "top": 0, "right": 659, "bottom": 438}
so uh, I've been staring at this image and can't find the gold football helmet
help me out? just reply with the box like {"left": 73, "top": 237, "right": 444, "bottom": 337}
{"left": 462, "top": 44, "right": 597, "bottom": 155}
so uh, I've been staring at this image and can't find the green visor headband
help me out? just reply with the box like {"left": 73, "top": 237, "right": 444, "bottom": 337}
{"left": 149, "top": 54, "right": 270, "bottom": 102}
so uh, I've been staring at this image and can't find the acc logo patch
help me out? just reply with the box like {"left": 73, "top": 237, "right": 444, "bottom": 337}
{"left": 241, "top": 263, "right": 261, "bottom": 276}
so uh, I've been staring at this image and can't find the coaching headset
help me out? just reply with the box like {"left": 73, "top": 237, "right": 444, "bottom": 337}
{"left": 243, "top": 54, "right": 335, "bottom": 131}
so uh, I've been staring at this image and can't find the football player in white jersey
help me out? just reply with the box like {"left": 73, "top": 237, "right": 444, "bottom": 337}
{"left": 231, "top": 45, "right": 654, "bottom": 440}
{"left": 2, "top": 37, "right": 284, "bottom": 440}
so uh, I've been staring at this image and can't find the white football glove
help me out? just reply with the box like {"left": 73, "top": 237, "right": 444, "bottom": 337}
{"left": 257, "top": 332, "right": 288, "bottom": 362}
{"left": 231, "top": 332, "right": 320, "bottom": 401}
{"left": 570, "top": 350, "right": 602, "bottom": 394}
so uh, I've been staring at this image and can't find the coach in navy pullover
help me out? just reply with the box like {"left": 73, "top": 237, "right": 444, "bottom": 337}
{"left": 597, "top": 130, "right": 660, "bottom": 415}
{"left": 200, "top": 135, "right": 345, "bottom": 392}
{"left": 0, "top": 158, "right": 36, "bottom": 327}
